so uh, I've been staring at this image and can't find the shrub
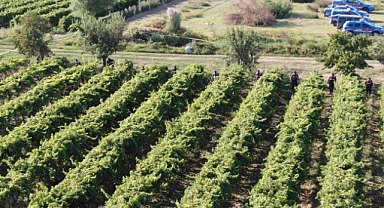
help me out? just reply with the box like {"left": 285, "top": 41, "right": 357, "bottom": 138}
{"left": 371, "top": 38, "right": 384, "bottom": 64}
{"left": 261, "top": 0, "right": 293, "bottom": 19}
{"left": 143, "top": 18, "right": 166, "bottom": 29}
{"left": 166, "top": 7, "right": 181, "bottom": 33}
{"left": 189, "top": 40, "right": 218, "bottom": 54}
{"left": 292, "top": 0, "right": 314, "bottom": 2}
{"left": 226, "top": 0, "right": 275, "bottom": 26}
{"left": 305, "top": 12, "right": 319, "bottom": 19}
{"left": 307, "top": 3, "right": 319, "bottom": 12}
{"left": 183, "top": 10, "right": 203, "bottom": 20}
{"left": 58, "top": 15, "right": 80, "bottom": 32}
{"left": 315, "top": 0, "right": 331, "bottom": 8}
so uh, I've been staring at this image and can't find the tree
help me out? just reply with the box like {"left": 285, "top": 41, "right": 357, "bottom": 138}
{"left": 371, "top": 38, "right": 384, "bottom": 64}
{"left": 79, "top": 13, "right": 125, "bottom": 66}
{"left": 71, "top": 0, "right": 116, "bottom": 17}
{"left": 225, "top": 27, "right": 262, "bottom": 70}
{"left": 321, "top": 31, "right": 372, "bottom": 75}
{"left": 12, "top": 11, "right": 52, "bottom": 61}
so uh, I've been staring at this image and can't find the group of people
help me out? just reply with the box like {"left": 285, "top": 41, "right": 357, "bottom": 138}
{"left": 255, "top": 70, "right": 374, "bottom": 96}
{"left": 73, "top": 58, "right": 114, "bottom": 67}
{"left": 327, "top": 73, "right": 373, "bottom": 96}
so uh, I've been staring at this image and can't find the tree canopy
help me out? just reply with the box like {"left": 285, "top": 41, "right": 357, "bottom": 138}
{"left": 321, "top": 32, "right": 372, "bottom": 75}
{"left": 225, "top": 27, "right": 262, "bottom": 70}
{"left": 71, "top": 0, "right": 117, "bottom": 16}
{"left": 12, "top": 11, "right": 52, "bottom": 61}
{"left": 79, "top": 13, "right": 125, "bottom": 66}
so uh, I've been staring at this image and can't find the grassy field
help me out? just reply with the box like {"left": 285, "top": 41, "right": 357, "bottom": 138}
{"left": 0, "top": 0, "right": 383, "bottom": 80}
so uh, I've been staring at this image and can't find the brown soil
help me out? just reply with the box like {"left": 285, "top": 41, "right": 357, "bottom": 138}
{"left": 298, "top": 92, "right": 332, "bottom": 208}
{"left": 363, "top": 83, "right": 384, "bottom": 208}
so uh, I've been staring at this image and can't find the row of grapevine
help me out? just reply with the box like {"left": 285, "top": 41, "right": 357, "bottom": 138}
{"left": 0, "top": 65, "right": 172, "bottom": 207}
{"left": 0, "top": 58, "right": 27, "bottom": 80}
{"left": 0, "top": 63, "right": 134, "bottom": 169}
{"left": 27, "top": 64, "right": 208, "bottom": 207}
{"left": 248, "top": 72, "right": 325, "bottom": 207}
{"left": 380, "top": 85, "right": 384, "bottom": 197}
{"left": 178, "top": 69, "right": 288, "bottom": 208}
{"left": 316, "top": 76, "right": 367, "bottom": 207}
{"left": 0, "top": 0, "right": 70, "bottom": 26}
{"left": 106, "top": 66, "right": 248, "bottom": 207}
{"left": 0, "top": 63, "right": 96, "bottom": 135}
{"left": 0, "top": 58, "right": 65, "bottom": 105}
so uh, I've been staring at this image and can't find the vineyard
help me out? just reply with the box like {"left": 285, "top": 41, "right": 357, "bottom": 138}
{"left": 0, "top": 59, "right": 382, "bottom": 208}
{"left": 0, "top": 0, "right": 144, "bottom": 27}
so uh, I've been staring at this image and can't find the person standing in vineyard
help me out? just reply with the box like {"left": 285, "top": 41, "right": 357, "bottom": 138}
{"left": 74, "top": 59, "right": 81, "bottom": 67}
{"left": 328, "top": 73, "right": 337, "bottom": 94}
{"left": 365, "top": 77, "right": 373, "bottom": 96}
{"left": 211, "top": 70, "right": 220, "bottom": 81}
{"left": 172, "top": 66, "right": 177, "bottom": 75}
{"left": 290, "top": 71, "right": 299, "bottom": 92}
{"left": 107, "top": 58, "right": 115, "bottom": 66}
{"left": 254, "top": 70, "right": 262, "bottom": 80}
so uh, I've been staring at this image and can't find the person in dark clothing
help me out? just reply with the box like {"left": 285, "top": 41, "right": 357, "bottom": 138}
{"left": 212, "top": 70, "right": 219, "bottom": 81}
{"left": 328, "top": 73, "right": 337, "bottom": 94}
{"left": 106, "top": 58, "right": 115, "bottom": 66}
{"left": 172, "top": 66, "right": 177, "bottom": 75}
{"left": 74, "top": 59, "right": 81, "bottom": 67}
{"left": 290, "top": 71, "right": 299, "bottom": 92}
{"left": 254, "top": 70, "right": 262, "bottom": 80}
{"left": 365, "top": 77, "right": 373, "bottom": 96}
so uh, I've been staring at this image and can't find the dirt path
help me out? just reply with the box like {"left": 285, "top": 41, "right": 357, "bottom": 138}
{"left": 363, "top": 83, "right": 384, "bottom": 207}
{"left": 125, "top": 0, "right": 190, "bottom": 23}
{"left": 298, "top": 92, "right": 332, "bottom": 208}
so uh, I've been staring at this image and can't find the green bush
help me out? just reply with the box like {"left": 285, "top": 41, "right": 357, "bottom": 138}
{"left": 58, "top": 15, "right": 80, "bottom": 32}
{"left": 315, "top": 0, "right": 331, "bottom": 8}
{"left": 371, "top": 38, "right": 384, "bottom": 64}
{"left": 305, "top": 12, "right": 319, "bottom": 19}
{"left": 261, "top": 0, "right": 293, "bottom": 19}
{"left": 189, "top": 40, "right": 218, "bottom": 55}
{"left": 307, "top": 3, "right": 319, "bottom": 12}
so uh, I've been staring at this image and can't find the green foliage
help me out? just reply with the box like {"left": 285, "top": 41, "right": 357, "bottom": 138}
{"left": 0, "top": 62, "right": 96, "bottom": 135}
{"left": 225, "top": 27, "right": 262, "bottom": 70}
{"left": 317, "top": 75, "right": 366, "bottom": 207}
{"left": 178, "top": 69, "right": 288, "bottom": 208}
{"left": 0, "top": 58, "right": 65, "bottom": 105}
{"left": 58, "top": 15, "right": 80, "bottom": 32}
{"left": 80, "top": 13, "right": 125, "bottom": 66}
{"left": 71, "top": 0, "right": 116, "bottom": 16}
{"left": 105, "top": 67, "right": 247, "bottom": 207}
{"left": 11, "top": 11, "right": 52, "bottom": 60}
{"left": 28, "top": 64, "right": 207, "bottom": 208}
{"left": 248, "top": 72, "right": 325, "bottom": 207}
{"left": 371, "top": 38, "right": 384, "bottom": 64}
{"left": 321, "top": 31, "right": 372, "bottom": 75}
{"left": 261, "top": 0, "right": 293, "bottom": 19}
{"left": 0, "top": 64, "right": 172, "bottom": 207}
{"left": 305, "top": 12, "right": 319, "bottom": 19}
{"left": 166, "top": 7, "right": 182, "bottom": 33}
{"left": 0, "top": 59, "right": 28, "bottom": 80}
